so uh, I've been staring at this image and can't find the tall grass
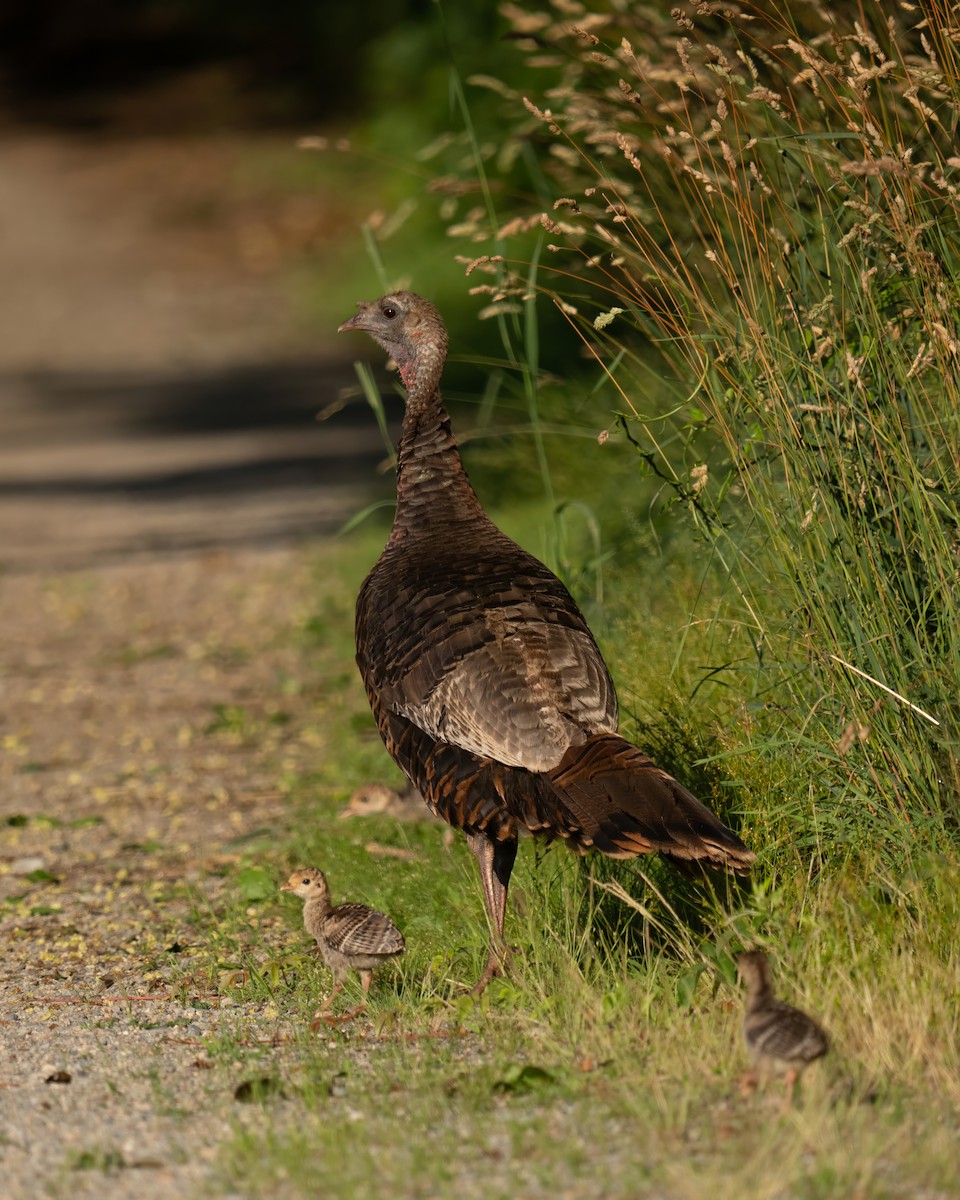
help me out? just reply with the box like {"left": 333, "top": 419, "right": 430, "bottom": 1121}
{"left": 198, "top": 20, "right": 960, "bottom": 1191}
{"left": 211, "top": 536, "right": 960, "bottom": 1200}
{"left": 432, "top": 0, "right": 960, "bottom": 861}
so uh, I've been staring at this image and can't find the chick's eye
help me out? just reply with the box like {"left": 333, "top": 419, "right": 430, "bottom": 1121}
{"left": 382, "top": 305, "right": 398, "bottom": 320}
{"left": 302, "top": 877, "right": 311, "bottom": 885}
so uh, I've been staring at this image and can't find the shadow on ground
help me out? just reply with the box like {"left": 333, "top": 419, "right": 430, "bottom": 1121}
{"left": 0, "top": 355, "right": 400, "bottom": 572}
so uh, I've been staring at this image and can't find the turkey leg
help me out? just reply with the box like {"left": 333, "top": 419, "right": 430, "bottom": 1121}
{"left": 466, "top": 832, "right": 518, "bottom": 994}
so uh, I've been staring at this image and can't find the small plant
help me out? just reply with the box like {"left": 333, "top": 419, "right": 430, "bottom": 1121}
{"left": 68, "top": 1147, "right": 125, "bottom": 1171}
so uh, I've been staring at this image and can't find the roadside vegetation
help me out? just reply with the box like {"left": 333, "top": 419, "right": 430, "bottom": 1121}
{"left": 201, "top": 4, "right": 960, "bottom": 1197}
{"left": 198, "top": 522, "right": 959, "bottom": 1200}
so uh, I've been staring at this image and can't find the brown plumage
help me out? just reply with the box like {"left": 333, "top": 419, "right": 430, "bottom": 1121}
{"left": 738, "top": 950, "right": 829, "bottom": 1091}
{"left": 339, "top": 292, "right": 754, "bottom": 992}
{"left": 281, "top": 868, "right": 404, "bottom": 1002}
{"left": 340, "top": 781, "right": 455, "bottom": 849}
{"left": 339, "top": 782, "right": 435, "bottom": 823}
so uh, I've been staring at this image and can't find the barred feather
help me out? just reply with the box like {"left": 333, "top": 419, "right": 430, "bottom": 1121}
{"left": 738, "top": 951, "right": 829, "bottom": 1070}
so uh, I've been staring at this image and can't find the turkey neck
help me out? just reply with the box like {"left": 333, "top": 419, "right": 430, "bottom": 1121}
{"left": 390, "top": 381, "right": 486, "bottom": 540}
{"left": 304, "top": 888, "right": 332, "bottom": 922}
{"left": 744, "top": 978, "right": 774, "bottom": 1012}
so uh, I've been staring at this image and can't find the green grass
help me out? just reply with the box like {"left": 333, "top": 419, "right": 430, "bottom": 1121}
{"left": 171, "top": 10, "right": 960, "bottom": 1186}
{"left": 414, "top": 1, "right": 960, "bottom": 861}
{"left": 167, "top": 527, "right": 960, "bottom": 1200}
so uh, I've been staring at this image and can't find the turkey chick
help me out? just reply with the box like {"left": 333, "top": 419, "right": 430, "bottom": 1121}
{"left": 282, "top": 867, "right": 404, "bottom": 1005}
{"left": 738, "top": 949, "right": 828, "bottom": 1101}
{"left": 339, "top": 782, "right": 433, "bottom": 823}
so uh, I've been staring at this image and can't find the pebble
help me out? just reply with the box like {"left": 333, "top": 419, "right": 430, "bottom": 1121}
{"left": 10, "top": 857, "right": 46, "bottom": 875}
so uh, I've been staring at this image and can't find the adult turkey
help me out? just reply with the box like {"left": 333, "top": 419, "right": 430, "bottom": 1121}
{"left": 339, "top": 292, "right": 754, "bottom": 992}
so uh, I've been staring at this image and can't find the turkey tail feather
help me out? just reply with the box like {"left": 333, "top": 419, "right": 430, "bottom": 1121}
{"left": 547, "top": 733, "right": 754, "bottom": 874}
{"left": 368, "top": 685, "right": 752, "bottom": 874}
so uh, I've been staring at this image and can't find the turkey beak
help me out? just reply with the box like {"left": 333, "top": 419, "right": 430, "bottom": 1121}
{"left": 338, "top": 304, "right": 372, "bottom": 334}
{"left": 280, "top": 880, "right": 294, "bottom": 892}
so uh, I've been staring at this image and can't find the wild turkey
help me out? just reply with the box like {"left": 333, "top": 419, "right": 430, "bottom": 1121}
{"left": 281, "top": 867, "right": 405, "bottom": 1004}
{"left": 737, "top": 949, "right": 829, "bottom": 1098}
{"left": 339, "top": 781, "right": 436, "bottom": 824}
{"left": 339, "top": 292, "right": 754, "bottom": 992}
{"left": 340, "top": 781, "right": 455, "bottom": 847}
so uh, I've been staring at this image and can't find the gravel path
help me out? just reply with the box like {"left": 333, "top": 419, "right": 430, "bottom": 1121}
{"left": 0, "top": 549, "right": 338, "bottom": 1199}
{"left": 0, "top": 131, "right": 386, "bottom": 1198}
{"left": 0, "top": 132, "right": 395, "bottom": 576}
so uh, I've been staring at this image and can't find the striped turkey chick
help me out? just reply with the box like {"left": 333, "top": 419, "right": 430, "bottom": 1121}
{"left": 738, "top": 949, "right": 829, "bottom": 1100}
{"left": 340, "top": 782, "right": 454, "bottom": 849}
{"left": 281, "top": 868, "right": 404, "bottom": 1004}
{"left": 339, "top": 782, "right": 434, "bottom": 823}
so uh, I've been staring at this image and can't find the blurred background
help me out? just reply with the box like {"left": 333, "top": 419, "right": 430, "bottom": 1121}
{"left": 0, "top": 0, "right": 521, "bottom": 572}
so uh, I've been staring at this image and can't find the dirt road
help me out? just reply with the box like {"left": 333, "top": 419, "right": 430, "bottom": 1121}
{"left": 0, "top": 132, "right": 390, "bottom": 1197}
{"left": 0, "top": 131, "right": 395, "bottom": 573}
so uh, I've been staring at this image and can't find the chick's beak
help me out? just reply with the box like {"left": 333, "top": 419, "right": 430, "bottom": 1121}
{"left": 337, "top": 303, "right": 372, "bottom": 334}
{"left": 280, "top": 880, "right": 295, "bottom": 892}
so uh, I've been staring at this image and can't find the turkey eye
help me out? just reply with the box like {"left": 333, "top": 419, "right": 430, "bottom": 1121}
{"left": 302, "top": 877, "right": 310, "bottom": 885}
{"left": 382, "top": 305, "right": 398, "bottom": 319}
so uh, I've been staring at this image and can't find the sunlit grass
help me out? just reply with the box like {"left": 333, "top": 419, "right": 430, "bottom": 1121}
{"left": 198, "top": 12, "right": 960, "bottom": 1185}
{"left": 188, "top": 530, "right": 960, "bottom": 1200}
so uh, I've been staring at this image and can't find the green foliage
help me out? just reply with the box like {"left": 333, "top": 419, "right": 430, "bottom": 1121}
{"left": 234, "top": 866, "right": 277, "bottom": 904}
{"left": 425, "top": 0, "right": 960, "bottom": 859}
{"left": 139, "top": 532, "right": 959, "bottom": 1199}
